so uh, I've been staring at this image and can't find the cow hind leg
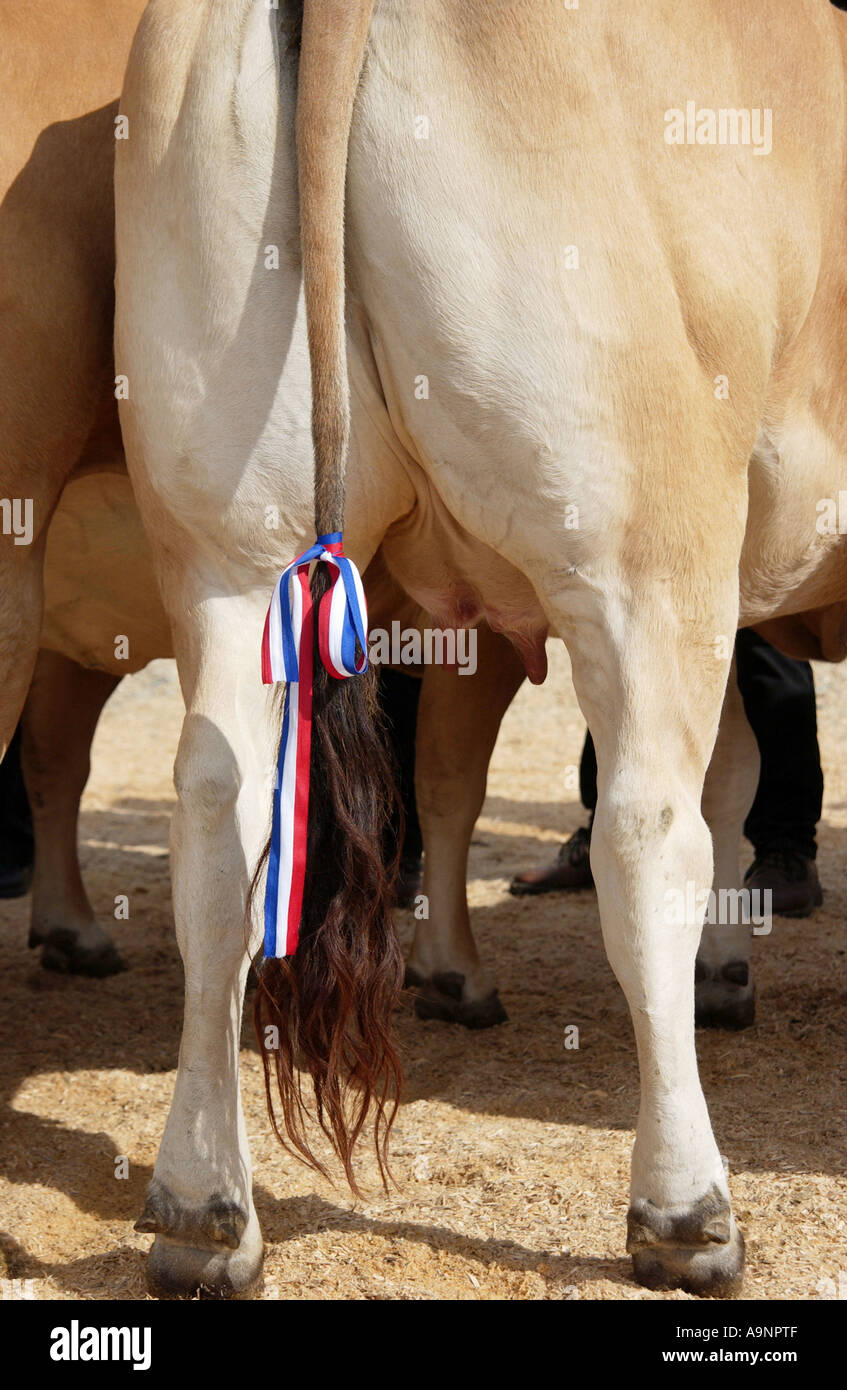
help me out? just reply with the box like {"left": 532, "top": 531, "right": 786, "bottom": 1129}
{"left": 22, "top": 649, "right": 124, "bottom": 976}
{"left": 134, "top": 586, "right": 271, "bottom": 1299}
{"left": 552, "top": 546, "right": 746, "bottom": 1295}
{"left": 696, "top": 661, "right": 760, "bottom": 1030}
{"left": 406, "top": 626, "right": 524, "bottom": 1028}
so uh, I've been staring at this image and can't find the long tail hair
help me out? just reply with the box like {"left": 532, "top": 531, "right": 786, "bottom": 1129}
{"left": 253, "top": 0, "right": 402, "bottom": 1191}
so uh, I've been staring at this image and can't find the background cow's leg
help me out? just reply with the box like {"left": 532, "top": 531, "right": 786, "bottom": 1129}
{"left": 22, "top": 648, "right": 123, "bottom": 976}
{"left": 134, "top": 583, "right": 270, "bottom": 1299}
{"left": 407, "top": 624, "right": 524, "bottom": 1028}
{"left": 696, "top": 661, "right": 760, "bottom": 1030}
{"left": 557, "top": 562, "right": 745, "bottom": 1296}
{"left": 0, "top": 515, "right": 55, "bottom": 758}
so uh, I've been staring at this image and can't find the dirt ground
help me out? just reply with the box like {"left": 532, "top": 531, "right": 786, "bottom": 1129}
{"left": 0, "top": 645, "right": 845, "bottom": 1301}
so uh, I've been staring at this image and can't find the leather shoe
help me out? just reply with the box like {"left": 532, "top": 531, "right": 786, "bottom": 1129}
{"left": 744, "top": 849, "right": 823, "bottom": 919}
{"left": 509, "top": 825, "right": 593, "bottom": 896}
{"left": 0, "top": 863, "right": 33, "bottom": 899}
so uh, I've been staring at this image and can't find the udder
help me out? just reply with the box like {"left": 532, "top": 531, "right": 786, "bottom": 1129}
{"left": 378, "top": 488, "right": 550, "bottom": 684}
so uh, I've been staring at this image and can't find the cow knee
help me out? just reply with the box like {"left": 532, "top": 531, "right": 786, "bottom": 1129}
{"left": 173, "top": 722, "right": 242, "bottom": 834}
{"left": 594, "top": 792, "right": 709, "bottom": 873}
{"left": 592, "top": 792, "right": 713, "bottom": 970}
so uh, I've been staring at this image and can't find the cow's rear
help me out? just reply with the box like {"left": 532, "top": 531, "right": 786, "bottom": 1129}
{"left": 294, "top": 0, "right": 847, "bottom": 1295}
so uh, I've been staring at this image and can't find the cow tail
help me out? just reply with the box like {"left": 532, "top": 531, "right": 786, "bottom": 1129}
{"left": 254, "top": 0, "right": 403, "bottom": 1194}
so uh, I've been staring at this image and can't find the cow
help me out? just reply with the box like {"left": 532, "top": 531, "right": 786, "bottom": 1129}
{"left": 0, "top": 0, "right": 764, "bottom": 1022}
{"left": 113, "top": 0, "right": 847, "bottom": 1300}
{"left": 24, "top": 473, "right": 172, "bottom": 975}
{"left": 0, "top": 0, "right": 170, "bottom": 975}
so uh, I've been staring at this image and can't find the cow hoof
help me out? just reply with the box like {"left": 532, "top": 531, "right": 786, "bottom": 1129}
{"left": 36, "top": 928, "right": 127, "bottom": 978}
{"left": 405, "top": 967, "right": 508, "bottom": 1029}
{"left": 137, "top": 1181, "right": 263, "bottom": 1298}
{"left": 146, "top": 1231, "right": 264, "bottom": 1300}
{"left": 136, "top": 1179, "right": 249, "bottom": 1249}
{"left": 627, "top": 1184, "right": 745, "bottom": 1297}
{"left": 695, "top": 963, "right": 755, "bottom": 1030}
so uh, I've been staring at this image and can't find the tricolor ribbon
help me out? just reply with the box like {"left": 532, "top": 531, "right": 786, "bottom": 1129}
{"left": 261, "top": 531, "right": 368, "bottom": 957}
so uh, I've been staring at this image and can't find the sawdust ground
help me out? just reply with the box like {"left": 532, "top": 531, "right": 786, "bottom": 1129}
{"left": 0, "top": 648, "right": 844, "bottom": 1300}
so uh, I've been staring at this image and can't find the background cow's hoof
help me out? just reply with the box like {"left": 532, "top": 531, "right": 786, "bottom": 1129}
{"left": 33, "top": 924, "right": 127, "bottom": 978}
{"left": 146, "top": 1228, "right": 264, "bottom": 1300}
{"left": 405, "top": 967, "right": 508, "bottom": 1029}
{"left": 627, "top": 1185, "right": 745, "bottom": 1297}
{"left": 695, "top": 961, "right": 755, "bottom": 1030}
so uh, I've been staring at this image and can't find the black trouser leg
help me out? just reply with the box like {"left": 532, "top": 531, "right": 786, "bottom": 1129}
{"left": 580, "top": 731, "right": 598, "bottom": 822}
{"left": 735, "top": 630, "right": 822, "bottom": 860}
{"left": 377, "top": 668, "right": 423, "bottom": 866}
{"left": 0, "top": 723, "right": 34, "bottom": 871}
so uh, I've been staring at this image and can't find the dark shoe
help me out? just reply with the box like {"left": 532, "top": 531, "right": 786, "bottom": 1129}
{"left": 394, "top": 856, "right": 424, "bottom": 909}
{"left": 509, "top": 825, "right": 593, "bottom": 896}
{"left": 0, "top": 862, "right": 33, "bottom": 899}
{"left": 743, "top": 849, "right": 823, "bottom": 919}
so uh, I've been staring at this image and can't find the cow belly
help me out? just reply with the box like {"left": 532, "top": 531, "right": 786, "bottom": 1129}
{"left": 42, "top": 473, "right": 172, "bottom": 674}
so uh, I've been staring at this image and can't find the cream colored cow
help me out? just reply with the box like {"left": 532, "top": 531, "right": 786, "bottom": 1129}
{"left": 0, "top": 1, "right": 762, "bottom": 1022}
{"left": 114, "top": 0, "right": 847, "bottom": 1300}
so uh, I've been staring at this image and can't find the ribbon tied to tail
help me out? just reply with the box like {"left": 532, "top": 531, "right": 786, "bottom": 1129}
{"left": 260, "top": 531, "right": 369, "bottom": 957}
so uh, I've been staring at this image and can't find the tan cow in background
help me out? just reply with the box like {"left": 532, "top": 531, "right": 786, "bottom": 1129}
{"left": 0, "top": 0, "right": 168, "bottom": 974}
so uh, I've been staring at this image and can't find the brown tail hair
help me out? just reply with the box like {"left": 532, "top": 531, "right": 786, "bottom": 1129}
{"left": 254, "top": 0, "right": 403, "bottom": 1192}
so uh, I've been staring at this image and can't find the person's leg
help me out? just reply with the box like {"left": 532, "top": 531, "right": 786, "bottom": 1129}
{"left": 736, "top": 630, "right": 823, "bottom": 917}
{"left": 509, "top": 728, "right": 596, "bottom": 895}
{"left": 0, "top": 723, "right": 34, "bottom": 897}
{"left": 580, "top": 729, "right": 598, "bottom": 818}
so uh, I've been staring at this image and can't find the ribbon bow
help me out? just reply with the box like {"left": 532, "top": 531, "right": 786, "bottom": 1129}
{"left": 261, "top": 532, "right": 369, "bottom": 957}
